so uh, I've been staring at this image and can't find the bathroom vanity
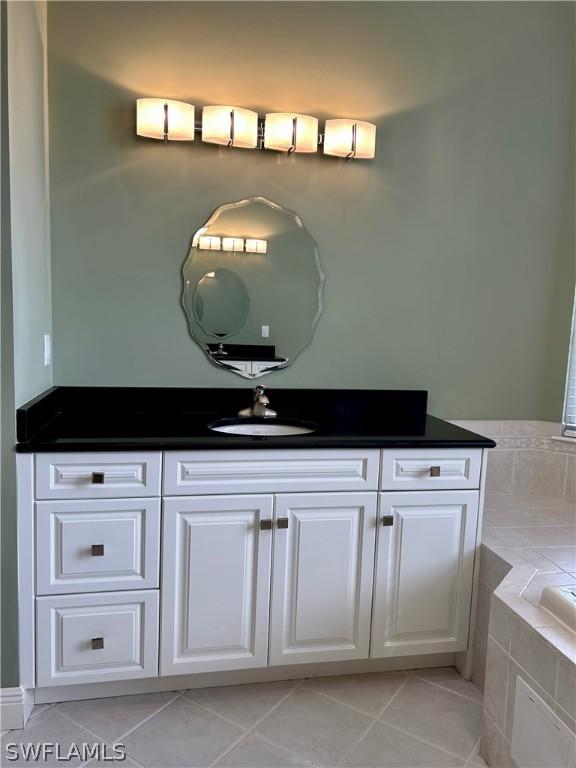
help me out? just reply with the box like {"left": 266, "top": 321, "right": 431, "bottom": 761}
{"left": 16, "top": 387, "right": 495, "bottom": 704}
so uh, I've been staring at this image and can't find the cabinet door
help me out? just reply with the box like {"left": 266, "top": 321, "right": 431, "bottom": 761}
{"left": 371, "top": 490, "right": 479, "bottom": 658}
{"left": 270, "top": 493, "right": 377, "bottom": 666}
{"left": 161, "top": 495, "right": 273, "bottom": 675}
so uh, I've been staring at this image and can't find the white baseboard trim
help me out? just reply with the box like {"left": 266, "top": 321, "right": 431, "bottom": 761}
{"left": 0, "top": 686, "right": 33, "bottom": 731}
{"left": 34, "top": 653, "right": 455, "bottom": 704}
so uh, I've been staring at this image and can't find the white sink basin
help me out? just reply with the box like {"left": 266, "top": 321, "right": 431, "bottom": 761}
{"left": 209, "top": 420, "right": 316, "bottom": 437}
{"left": 541, "top": 585, "right": 576, "bottom": 632}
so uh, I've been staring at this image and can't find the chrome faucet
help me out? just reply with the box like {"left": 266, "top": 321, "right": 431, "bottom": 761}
{"left": 238, "top": 386, "right": 277, "bottom": 418}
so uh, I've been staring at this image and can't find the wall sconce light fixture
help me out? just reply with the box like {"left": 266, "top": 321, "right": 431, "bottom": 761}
{"left": 202, "top": 106, "right": 258, "bottom": 148}
{"left": 136, "top": 98, "right": 195, "bottom": 141}
{"left": 136, "top": 97, "right": 376, "bottom": 159}
{"left": 263, "top": 113, "right": 319, "bottom": 154}
{"left": 323, "top": 119, "right": 376, "bottom": 159}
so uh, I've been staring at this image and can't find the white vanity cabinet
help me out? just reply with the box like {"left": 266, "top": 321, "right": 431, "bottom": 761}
{"left": 371, "top": 490, "right": 479, "bottom": 658}
{"left": 19, "top": 445, "right": 486, "bottom": 699}
{"left": 161, "top": 494, "right": 273, "bottom": 675}
{"left": 269, "top": 492, "right": 377, "bottom": 665}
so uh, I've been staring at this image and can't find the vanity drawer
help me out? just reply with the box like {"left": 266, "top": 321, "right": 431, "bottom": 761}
{"left": 381, "top": 449, "right": 482, "bottom": 490}
{"left": 164, "top": 449, "right": 380, "bottom": 495}
{"left": 36, "top": 590, "right": 159, "bottom": 687}
{"left": 36, "top": 499, "right": 161, "bottom": 594}
{"left": 35, "top": 452, "right": 162, "bottom": 499}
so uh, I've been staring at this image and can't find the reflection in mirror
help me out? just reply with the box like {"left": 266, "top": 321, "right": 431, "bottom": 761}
{"left": 182, "top": 197, "right": 324, "bottom": 379}
{"left": 192, "top": 268, "right": 250, "bottom": 338}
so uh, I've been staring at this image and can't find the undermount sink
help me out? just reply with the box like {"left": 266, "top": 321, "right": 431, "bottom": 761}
{"left": 209, "top": 418, "right": 317, "bottom": 437}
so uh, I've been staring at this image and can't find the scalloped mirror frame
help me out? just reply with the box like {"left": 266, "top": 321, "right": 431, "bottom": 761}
{"left": 182, "top": 196, "right": 325, "bottom": 378}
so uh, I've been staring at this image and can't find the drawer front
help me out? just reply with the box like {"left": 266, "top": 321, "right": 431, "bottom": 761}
{"left": 36, "top": 499, "right": 160, "bottom": 594}
{"left": 381, "top": 449, "right": 482, "bottom": 491}
{"left": 36, "top": 591, "right": 159, "bottom": 687}
{"left": 164, "top": 449, "right": 380, "bottom": 495}
{"left": 35, "top": 452, "right": 161, "bottom": 499}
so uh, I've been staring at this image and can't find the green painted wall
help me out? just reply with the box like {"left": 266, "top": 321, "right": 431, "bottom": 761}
{"left": 1, "top": 0, "right": 19, "bottom": 689}
{"left": 48, "top": 1, "right": 574, "bottom": 419}
{"left": 2, "top": 0, "right": 52, "bottom": 687}
{"left": 9, "top": 0, "right": 52, "bottom": 408}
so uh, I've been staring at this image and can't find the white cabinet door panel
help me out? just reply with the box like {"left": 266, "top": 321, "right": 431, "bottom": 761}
{"left": 270, "top": 493, "right": 377, "bottom": 665}
{"left": 371, "top": 491, "right": 479, "bottom": 657}
{"left": 161, "top": 495, "right": 273, "bottom": 675}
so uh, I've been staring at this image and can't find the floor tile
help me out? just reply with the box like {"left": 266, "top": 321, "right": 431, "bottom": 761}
{"left": 301, "top": 670, "right": 409, "bottom": 716}
{"left": 521, "top": 572, "right": 576, "bottom": 609}
{"left": 381, "top": 679, "right": 482, "bottom": 759}
{"left": 123, "top": 696, "right": 244, "bottom": 767}
{"left": 85, "top": 754, "right": 142, "bottom": 767}
{"left": 0, "top": 708, "right": 98, "bottom": 766}
{"left": 414, "top": 667, "right": 483, "bottom": 704}
{"left": 215, "top": 733, "right": 309, "bottom": 767}
{"left": 537, "top": 546, "right": 576, "bottom": 572}
{"left": 343, "top": 721, "right": 463, "bottom": 767}
{"left": 185, "top": 681, "right": 296, "bottom": 728}
{"left": 255, "top": 689, "right": 371, "bottom": 766}
{"left": 57, "top": 692, "right": 178, "bottom": 741}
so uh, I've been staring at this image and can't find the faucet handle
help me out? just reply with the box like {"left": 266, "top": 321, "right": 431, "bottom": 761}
{"left": 254, "top": 385, "right": 269, "bottom": 403}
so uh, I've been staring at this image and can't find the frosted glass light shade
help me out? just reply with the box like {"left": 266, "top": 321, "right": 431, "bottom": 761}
{"left": 222, "top": 237, "right": 245, "bottom": 252}
{"left": 245, "top": 239, "right": 267, "bottom": 254}
{"left": 198, "top": 236, "right": 221, "bottom": 250}
{"left": 136, "top": 98, "right": 195, "bottom": 141}
{"left": 202, "top": 106, "right": 258, "bottom": 148}
{"left": 264, "top": 113, "right": 318, "bottom": 153}
{"left": 323, "top": 119, "right": 376, "bottom": 159}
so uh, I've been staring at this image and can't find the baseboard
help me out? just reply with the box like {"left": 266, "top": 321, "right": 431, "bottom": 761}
{"left": 0, "top": 687, "right": 33, "bottom": 730}
{"left": 34, "top": 653, "right": 455, "bottom": 704}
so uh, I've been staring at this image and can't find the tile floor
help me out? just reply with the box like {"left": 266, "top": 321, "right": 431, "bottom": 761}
{"left": 2, "top": 667, "right": 487, "bottom": 767}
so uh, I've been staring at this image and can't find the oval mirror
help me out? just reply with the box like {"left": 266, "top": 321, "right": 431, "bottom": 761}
{"left": 182, "top": 196, "right": 324, "bottom": 378}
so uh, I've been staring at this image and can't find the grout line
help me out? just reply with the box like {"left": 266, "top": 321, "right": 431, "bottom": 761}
{"left": 114, "top": 690, "right": 185, "bottom": 741}
{"left": 54, "top": 707, "right": 115, "bottom": 743}
{"left": 463, "top": 736, "right": 483, "bottom": 767}
{"left": 376, "top": 718, "right": 476, "bottom": 764}
{"left": 188, "top": 677, "right": 305, "bottom": 732}
{"left": 336, "top": 671, "right": 414, "bottom": 767}
{"left": 208, "top": 727, "right": 251, "bottom": 768}
{"left": 412, "top": 673, "right": 483, "bottom": 705}
{"left": 60, "top": 689, "right": 185, "bottom": 749}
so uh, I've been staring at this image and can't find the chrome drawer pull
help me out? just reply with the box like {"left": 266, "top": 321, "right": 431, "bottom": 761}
{"left": 429, "top": 466, "right": 441, "bottom": 477}
{"left": 259, "top": 519, "right": 272, "bottom": 531}
{"left": 91, "top": 544, "right": 105, "bottom": 557}
{"left": 91, "top": 637, "right": 104, "bottom": 650}
{"left": 91, "top": 472, "right": 105, "bottom": 484}
{"left": 277, "top": 517, "right": 289, "bottom": 529}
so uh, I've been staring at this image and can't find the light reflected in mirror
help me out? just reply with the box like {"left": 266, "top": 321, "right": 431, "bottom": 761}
{"left": 182, "top": 196, "right": 324, "bottom": 378}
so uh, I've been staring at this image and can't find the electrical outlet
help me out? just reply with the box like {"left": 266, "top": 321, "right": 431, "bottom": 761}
{"left": 261, "top": 325, "right": 270, "bottom": 338}
{"left": 43, "top": 334, "right": 52, "bottom": 367}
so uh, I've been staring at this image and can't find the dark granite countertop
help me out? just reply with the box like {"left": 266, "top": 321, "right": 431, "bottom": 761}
{"left": 16, "top": 387, "right": 496, "bottom": 453}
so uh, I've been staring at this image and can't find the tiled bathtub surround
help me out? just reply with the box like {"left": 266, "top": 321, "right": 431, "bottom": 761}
{"left": 454, "top": 420, "right": 576, "bottom": 767}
